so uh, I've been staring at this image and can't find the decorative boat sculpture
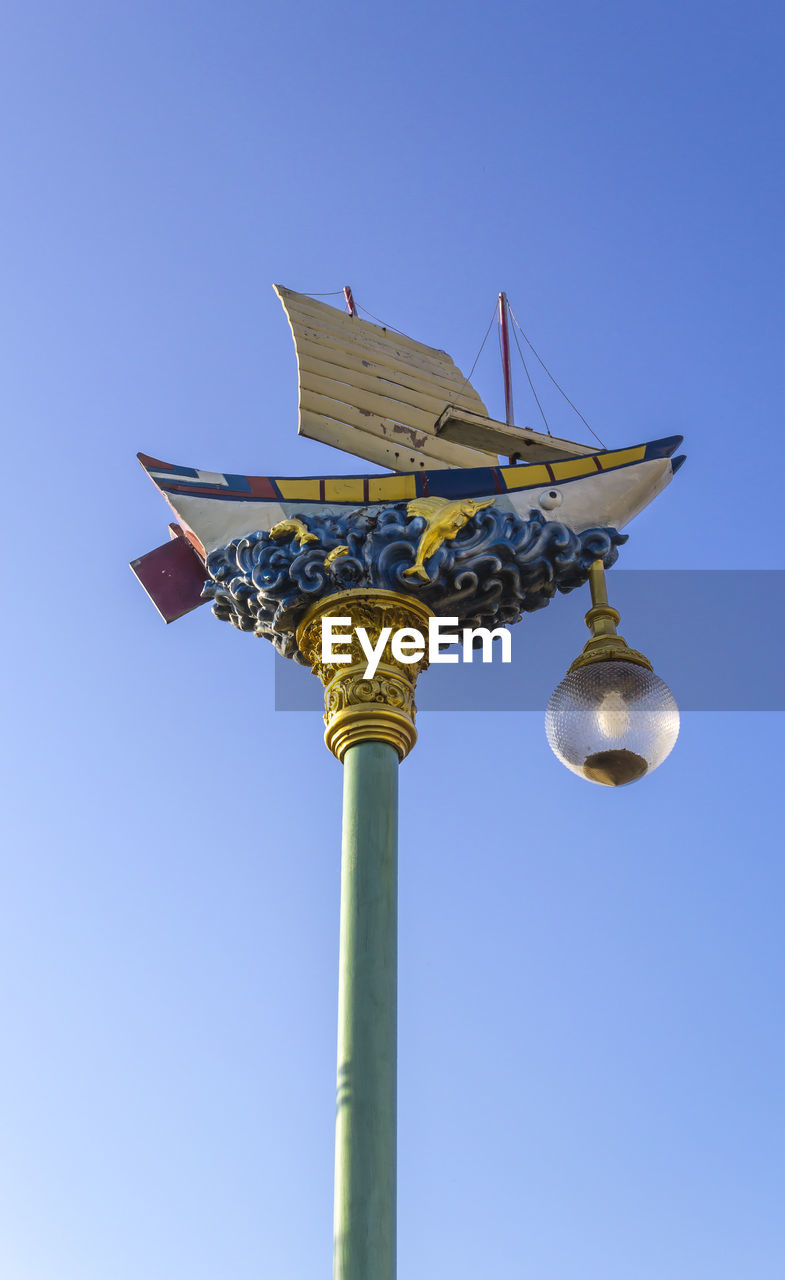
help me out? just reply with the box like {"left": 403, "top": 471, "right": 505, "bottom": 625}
{"left": 133, "top": 286, "right": 685, "bottom": 624}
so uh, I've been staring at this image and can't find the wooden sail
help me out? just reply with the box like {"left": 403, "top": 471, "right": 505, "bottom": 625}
{"left": 275, "top": 286, "right": 498, "bottom": 472}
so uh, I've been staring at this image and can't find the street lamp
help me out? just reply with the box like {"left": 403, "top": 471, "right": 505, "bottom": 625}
{"left": 131, "top": 284, "right": 686, "bottom": 1280}
{"left": 546, "top": 560, "right": 679, "bottom": 785}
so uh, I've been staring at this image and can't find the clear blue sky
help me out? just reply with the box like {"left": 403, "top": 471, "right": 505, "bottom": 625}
{"left": 2, "top": 2, "right": 784, "bottom": 1277}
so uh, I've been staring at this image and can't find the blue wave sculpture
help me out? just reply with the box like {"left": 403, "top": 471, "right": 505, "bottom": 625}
{"left": 202, "top": 503, "right": 627, "bottom": 662}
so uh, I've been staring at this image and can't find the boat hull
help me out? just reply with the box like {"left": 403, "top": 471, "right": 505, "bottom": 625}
{"left": 138, "top": 436, "right": 684, "bottom": 557}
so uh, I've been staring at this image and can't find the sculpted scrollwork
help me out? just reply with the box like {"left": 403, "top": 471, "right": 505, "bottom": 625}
{"left": 324, "top": 672, "right": 415, "bottom": 720}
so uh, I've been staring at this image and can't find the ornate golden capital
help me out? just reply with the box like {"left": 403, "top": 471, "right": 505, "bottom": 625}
{"left": 296, "top": 589, "right": 434, "bottom": 762}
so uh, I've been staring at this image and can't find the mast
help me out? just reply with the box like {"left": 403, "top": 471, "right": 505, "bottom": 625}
{"left": 498, "top": 291, "right": 514, "bottom": 426}
{"left": 343, "top": 285, "right": 358, "bottom": 317}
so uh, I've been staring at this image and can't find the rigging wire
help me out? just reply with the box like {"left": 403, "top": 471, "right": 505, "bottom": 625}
{"left": 300, "top": 288, "right": 413, "bottom": 335}
{"left": 358, "top": 297, "right": 500, "bottom": 416}
{"left": 449, "top": 301, "right": 501, "bottom": 408}
{"left": 507, "top": 302, "right": 606, "bottom": 448}
{"left": 463, "top": 300, "right": 500, "bottom": 385}
{"left": 509, "top": 321, "right": 550, "bottom": 434}
{"left": 437, "top": 300, "right": 500, "bottom": 413}
{"left": 358, "top": 295, "right": 500, "bottom": 412}
{"left": 354, "top": 301, "right": 410, "bottom": 338}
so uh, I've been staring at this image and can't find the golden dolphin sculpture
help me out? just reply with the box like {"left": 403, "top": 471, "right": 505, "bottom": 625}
{"left": 269, "top": 517, "right": 319, "bottom": 547}
{"left": 403, "top": 496, "right": 495, "bottom": 583}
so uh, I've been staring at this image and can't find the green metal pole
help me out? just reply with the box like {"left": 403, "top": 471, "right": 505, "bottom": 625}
{"left": 333, "top": 739, "right": 398, "bottom": 1280}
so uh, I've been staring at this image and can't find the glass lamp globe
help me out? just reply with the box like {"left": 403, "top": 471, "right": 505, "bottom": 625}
{"left": 546, "top": 659, "right": 679, "bottom": 786}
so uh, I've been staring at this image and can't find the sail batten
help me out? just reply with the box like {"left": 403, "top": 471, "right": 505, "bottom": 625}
{"left": 275, "top": 285, "right": 497, "bottom": 471}
{"left": 288, "top": 322, "right": 477, "bottom": 391}
{"left": 299, "top": 393, "right": 492, "bottom": 468}
{"left": 301, "top": 379, "right": 466, "bottom": 437}
{"left": 278, "top": 287, "right": 473, "bottom": 367}
{"left": 292, "top": 329, "right": 479, "bottom": 395}
{"left": 298, "top": 353, "right": 475, "bottom": 418}
{"left": 292, "top": 336, "right": 481, "bottom": 411}
{"left": 299, "top": 411, "right": 454, "bottom": 471}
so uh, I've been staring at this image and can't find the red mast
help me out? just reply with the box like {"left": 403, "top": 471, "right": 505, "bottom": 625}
{"left": 498, "top": 291, "right": 514, "bottom": 426}
{"left": 344, "top": 285, "right": 358, "bottom": 317}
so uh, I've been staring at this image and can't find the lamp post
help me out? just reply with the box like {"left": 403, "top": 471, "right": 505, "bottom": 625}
{"left": 131, "top": 284, "right": 685, "bottom": 1279}
{"left": 297, "top": 589, "right": 432, "bottom": 1280}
